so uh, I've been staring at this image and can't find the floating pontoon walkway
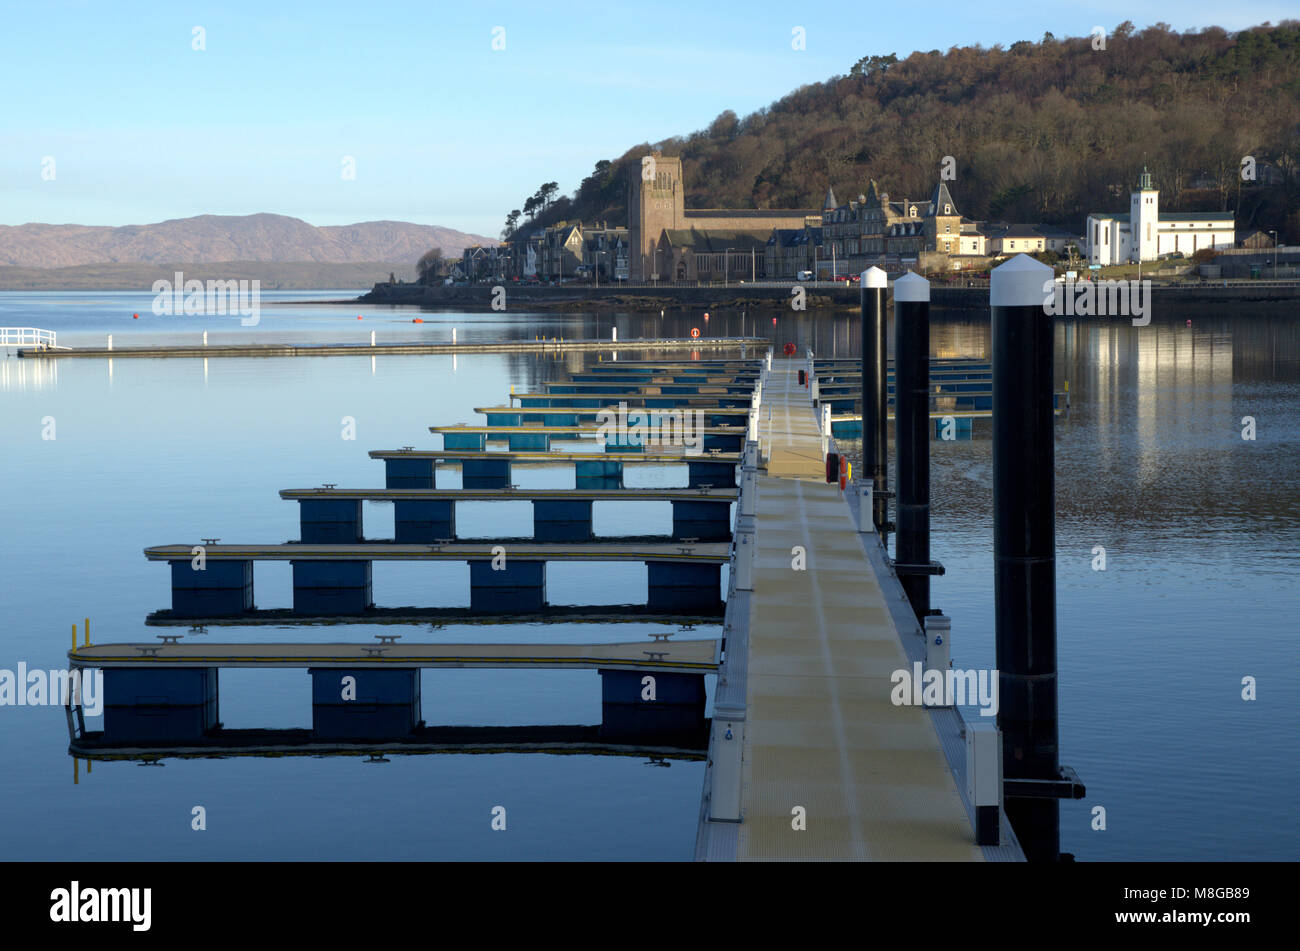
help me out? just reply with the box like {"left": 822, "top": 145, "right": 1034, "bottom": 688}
{"left": 475, "top": 405, "right": 751, "bottom": 422}
{"left": 17, "top": 336, "right": 767, "bottom": 359}
{"left": 280, "top": 487, "right": 738, "bottom": 502}
{"left": 143, "top": 542, "right": 729, "bottom": 563}
{"left": 278, "top": 486, "right": 738, "bottom": 543}
{"left": 369, "top": 448, "right": 742, "bottom": 489}
{"left": 429, "top": 423, "right": 746, "bottom": 453}
{"left": 520, "top": 390, "right": 752, "bottom": 404}
{"left": 144, "top": 541, "right": 729, "bottom": 616}
{"left": 69, "top": 725, "right": 709, "bottom": 762}
{"left": 69, "top": 639, "right": 721, "bottom": 674}
{"left": 701, "top": 359, "right": 991, "bottom": 861}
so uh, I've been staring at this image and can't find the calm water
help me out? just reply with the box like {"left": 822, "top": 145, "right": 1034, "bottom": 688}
{"left": 1, "top": 291, "right": 1296, "bottom": 860}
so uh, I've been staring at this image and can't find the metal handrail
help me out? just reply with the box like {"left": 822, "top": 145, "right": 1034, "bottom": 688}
{"left": 0, "top": 327, "right": 63, "bottom": 349}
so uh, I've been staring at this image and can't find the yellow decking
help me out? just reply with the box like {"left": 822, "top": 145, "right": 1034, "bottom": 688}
{"left": 737, "top": 360, "right": 981, "bottom": 861}
{"left": 70, "top": 639, "right": 720, "bottom": 674}
{"left": 369, "top": 449, "right": 742, "bottom": 463}
{"left": 143, "top": 542, "right": 730, "bottom": 563}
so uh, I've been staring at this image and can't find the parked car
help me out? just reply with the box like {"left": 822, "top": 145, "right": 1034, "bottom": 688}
{"left": 796, "top": 270, "right": 813, "bottom": 281}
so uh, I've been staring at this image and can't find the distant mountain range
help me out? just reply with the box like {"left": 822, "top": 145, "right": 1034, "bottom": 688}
{"left": 0, "top": 213, "right": 493, "bottom": 269}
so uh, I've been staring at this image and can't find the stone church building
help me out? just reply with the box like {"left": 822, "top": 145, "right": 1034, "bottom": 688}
{"left": 628, "top": 154, "right": 820, "bottom": 280}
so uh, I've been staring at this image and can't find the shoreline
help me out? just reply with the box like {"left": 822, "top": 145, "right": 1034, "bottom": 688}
{"left": 348, "top": 280, "right": 1300, "bottom": 314}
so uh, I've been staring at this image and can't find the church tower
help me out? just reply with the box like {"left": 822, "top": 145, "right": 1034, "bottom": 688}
{"left": 628, "top": 153, "right": 684, "bottom": 279}
{"left": 1129, "top": 166, "right": 1159, "bottom": 262}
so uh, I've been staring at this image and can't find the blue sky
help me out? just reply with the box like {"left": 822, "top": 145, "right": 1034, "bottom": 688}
{"left": 0, "top": 0, "right": 1291, "bottom": 237}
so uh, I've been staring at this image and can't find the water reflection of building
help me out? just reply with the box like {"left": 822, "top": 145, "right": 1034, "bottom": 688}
{"left": 1056, "top": 316, "right": 1298, "bottom": 526}
{"left": 0, "top": 357, "right": 60, "bottom": 390}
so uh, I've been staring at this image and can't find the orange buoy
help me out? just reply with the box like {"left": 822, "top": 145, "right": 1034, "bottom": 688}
{"left": 413, "top": 318, "right": 423, "bottom": 323}
{"left": 704, "top": 312, "right": 709, "bottom": 320}
{"left": 690, "top": 327, "right": 700, "bottom": 338}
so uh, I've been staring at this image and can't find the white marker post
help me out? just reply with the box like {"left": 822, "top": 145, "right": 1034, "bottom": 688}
{"left": 923, "top": 614, "right": 952, "bottom": 706}
{"left": 966, "top": 718, "right": 1002, "bottom": 846}
{"left": 741, "top": 468, "right": 757, "bottom": 519}
{"left": 858, "top": 484, "right": 874, "bottom": 535}
{"left": 732, "top": 526, "right": 755, "bottom": 590}
{"left": 709, "top": 701, "right": 746, "bottom": 822}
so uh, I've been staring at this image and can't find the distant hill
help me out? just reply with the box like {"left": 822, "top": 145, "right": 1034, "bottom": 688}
{"left": 0, "top": 261, "right": 415, "bottom": 291}
{"left": 513, "top": 21, "right": 1300, "bottom": 241}
{"left": 0, "top": 214, "right": 493, "bottom": 269}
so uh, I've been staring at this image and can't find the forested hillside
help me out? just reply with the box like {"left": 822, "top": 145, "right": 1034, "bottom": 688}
{"left": 508, "top": 21, "right": 1300, "bottom": 240}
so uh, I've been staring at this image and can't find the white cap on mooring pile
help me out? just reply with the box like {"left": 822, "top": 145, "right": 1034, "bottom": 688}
{"left": 861, "top": 266, "right": 887, "bottom": 288}
{"left": 893, "top": 270, "right": 930, "bottom": 302}
{"left": 991, "top": 253, "right": 1054, "bottom": 307}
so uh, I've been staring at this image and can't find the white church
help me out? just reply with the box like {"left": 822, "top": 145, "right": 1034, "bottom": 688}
{"left": 1085, "top": 168, "right": 1235, "bottom": 266}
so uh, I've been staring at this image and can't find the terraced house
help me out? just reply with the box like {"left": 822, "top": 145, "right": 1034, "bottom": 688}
{"left": 774, "top": 180, "right": 969, "bottom": 278}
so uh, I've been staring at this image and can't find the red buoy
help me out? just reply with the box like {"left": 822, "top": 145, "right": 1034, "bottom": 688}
{"left": 413, "top": 318, "right": 423, "bottom": 324}
{"left": 132, "top": 313, "right": 139, "bottom": 319}
{"left": 357, "top": 315, "right": 363, "bottom": 320}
